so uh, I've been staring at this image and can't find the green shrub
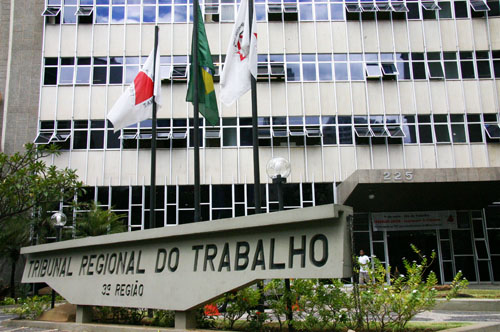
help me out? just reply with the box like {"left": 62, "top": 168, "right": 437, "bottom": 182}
{"left": 0, "top": 297, "right": 16, "bottom": 306}
{"left": 6, "top": 296, "right": 50, "bottom": 320}
{"left": 217, "top": 287, "right": 261, "bottom": 330}
{"left": 352, "top": 245, "right": 468, "bottom": 332}
{"left": 152, "top": 310, "right": 175, "bottom": 327}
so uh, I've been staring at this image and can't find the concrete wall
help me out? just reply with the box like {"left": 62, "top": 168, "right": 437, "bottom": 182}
{"left": 1, "top": 0, "right": 44, "bottom": 154}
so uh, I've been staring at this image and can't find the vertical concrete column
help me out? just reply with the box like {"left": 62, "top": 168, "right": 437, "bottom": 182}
{"left": 175, "top": 310, "right": 197, "bottom": 330}
{"left": 75, "top": 305, "right": 93, "bottom": 324}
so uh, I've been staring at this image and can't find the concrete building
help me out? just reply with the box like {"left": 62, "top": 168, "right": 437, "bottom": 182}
{"left": 18, "top": 0, "right": 500, "bottom": 284}
{"left": 0, "top": 0, "right": 44, "bottom": 154}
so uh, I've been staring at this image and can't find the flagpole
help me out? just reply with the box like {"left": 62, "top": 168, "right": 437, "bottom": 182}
{"left": 193, "top": 0, "right": 201, "bottom": 222}
{"left": 248, "top": 0, "right": 261, "bottom": 214}
{"left": 149, "top": 26, "right": 159, "bottom": 230}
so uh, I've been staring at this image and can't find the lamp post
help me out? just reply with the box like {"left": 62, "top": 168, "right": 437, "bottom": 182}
{"left": 50, "top": 212, "right": 67, "bottom": 309}
{"left": 266, "top": 157, "right": 294, "bottom": 332}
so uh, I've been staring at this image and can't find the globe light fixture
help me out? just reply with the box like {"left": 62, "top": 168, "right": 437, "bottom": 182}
{"left": 51, "top": 211, "right": 67, "bottom": 228}
{"left": 266, "top": 156, "right": 294, "bottom": 332}
{"left": 266, "top": 156, "right": 291, "bottom": 179}
{"left": 50, "top": 211, "right": 67, "bottom": 308}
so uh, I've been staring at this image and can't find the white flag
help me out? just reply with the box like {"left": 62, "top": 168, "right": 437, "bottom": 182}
{"left": 220, "top": 0, "right": 257, "bottom": 106}
{"left": 107, "top": 49, "right": 161, "bottom": 132}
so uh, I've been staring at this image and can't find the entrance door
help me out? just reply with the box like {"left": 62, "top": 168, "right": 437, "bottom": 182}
{"left": 387, "top": 230, "right": 442, "bottom": 283}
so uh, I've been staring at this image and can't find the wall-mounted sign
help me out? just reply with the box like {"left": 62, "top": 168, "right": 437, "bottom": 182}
{"left": 22, "top": 204, "right": 352, "bottom": 311}
{"left": 372, "top": 210, "right": 458, "bottom": 231}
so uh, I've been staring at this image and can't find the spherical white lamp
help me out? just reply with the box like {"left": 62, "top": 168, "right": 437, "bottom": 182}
{"left": 51, "top": 211, "right": 67, "bottom": 228}
{"left": 266, "top": 157, "right": 291, "bottom": 179}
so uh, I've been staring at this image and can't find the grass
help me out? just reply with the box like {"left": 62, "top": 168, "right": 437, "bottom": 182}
{"left": 436, "top": 288, "right": 500, "bottom": 299}
{"left": 405, "top": 321, "right": 470, "bottom": 331}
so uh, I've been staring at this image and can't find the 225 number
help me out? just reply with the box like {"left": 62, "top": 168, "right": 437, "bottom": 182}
{"left": 383, "top": 171, "right": 413, "bottom": 182}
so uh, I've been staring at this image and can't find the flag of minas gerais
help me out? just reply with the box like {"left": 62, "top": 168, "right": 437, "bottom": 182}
{"left": 186, "top": 4, "right": 220, "bottom": 127}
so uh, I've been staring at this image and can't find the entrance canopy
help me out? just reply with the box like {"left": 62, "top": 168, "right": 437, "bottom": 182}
{"left": 338, "top": 168, "right": 500, "bottom": 212}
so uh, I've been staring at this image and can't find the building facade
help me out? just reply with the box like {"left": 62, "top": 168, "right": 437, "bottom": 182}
{"left": 20, "top": 0, "right": 500, "bottom": 283}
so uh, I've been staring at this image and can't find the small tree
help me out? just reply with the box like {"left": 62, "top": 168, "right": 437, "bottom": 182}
{"left": 353, "top": 245, "right": 468, "bottom": 332}
{"left": 0, "top": 143, "right": 82, "bottom": 225}
{"left": 0, "top": 143, "right": 82, "bottom": 299}
{"left": 216, "top": 287, "right": 260, "bottom": 330}
{"left": 75, "top": 201, "right": 126, "bottom": 238}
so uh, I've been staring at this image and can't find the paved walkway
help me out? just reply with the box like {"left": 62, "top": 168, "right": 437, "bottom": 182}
{"left": 0, "top": 313, "right": 68, "bottom": 332}
{"left": 414, "top": 309, "right": 500, "bottom": 322}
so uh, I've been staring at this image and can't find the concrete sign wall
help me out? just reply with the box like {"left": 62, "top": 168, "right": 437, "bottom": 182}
{"left": 22, "top": 204, "right": 352, "bottom": 311}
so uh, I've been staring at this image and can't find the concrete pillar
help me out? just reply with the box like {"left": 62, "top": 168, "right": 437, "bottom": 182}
{"left": 75, "top": 305, "right": 93, "bottom": 324}
{"left": 175, "top": 310, "right": 197, "bottom": 330}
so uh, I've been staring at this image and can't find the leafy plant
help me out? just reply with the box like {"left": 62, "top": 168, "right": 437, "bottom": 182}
{"left": 0, "top": 143, "right": 82, "bottom": 224}
{"left": 298, "top": 279, "right": 349, "bottom": 331}
{"left": 6, "top": 296, "right": 50, "bottom": 320}
{"left": 0, "top": 143, "right": 82, "bottom": 299}
{"left": 75, "top": 201, "right": 126, "bottom": 238}
{"left": 0, "top": 297, "right": 16, "bottom": 306}
{"left": 152, "top": 310, "right": 175, "bottom": 327}
{"left": 264, "top": 279, "right": 287, "bottom": 331}
{"left": 352, "top": 245, "right": 468, "bottom": 332}
{"left": 217, "top": 287, "right": 260, "bottom": 330}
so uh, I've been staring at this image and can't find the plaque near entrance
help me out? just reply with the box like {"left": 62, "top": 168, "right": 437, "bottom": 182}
{"left": 21, "top": 204, "right": 352, "bottom": 327}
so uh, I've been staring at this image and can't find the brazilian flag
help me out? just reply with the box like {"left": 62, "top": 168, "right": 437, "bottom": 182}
{"left": 186, "top": 4, "right": 219, "bottom": 126}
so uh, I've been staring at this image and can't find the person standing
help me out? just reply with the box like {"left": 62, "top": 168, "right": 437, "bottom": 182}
{"left": 358, "top": 249, "right": 370, "bottom": 284}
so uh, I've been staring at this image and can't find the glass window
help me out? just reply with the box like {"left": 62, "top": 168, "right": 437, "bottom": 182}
{"left": 158, "top": 5, "right": 172, "bottom": 22}
{"left": 318, "top": 63, "right": 332, "bottom": 81}
{"left": 334, "top": 63, "right": 348, "bottom": 80}
{"left": 315, "top": 3, "right": 329, "bottom": 20}
{"left": 350, "top": 63, "right": 364, "bottom": 80}
{"left": 93, "top": 66, "right": 107, "bottom": 84}
{"left": 454, "top": 1, "right": 469, "bottom": 17}
{"left": 44, "top": 67, "right": 58, "bottom": 85}
{"left": 126, "top": 5, "right": 140, "bottom": 22}
{"left": 111, "top": 6, "right": 125, "bottom": 23}
{"left": 222, "top": 128, "right": 237, "bottom": 146}
{"left": 438, "top": 1, "right": 452, "bottom": 17}
{"left": 412, "top": 62, "right": 427, "bottom": 79}
{"left": 322, "top": 126, "right": 337, "bottom": 144}
{"left": 109, "top": 66, "right": 123, "bottom": 84}
{"left": 434, "top": 124, "right": 451, "bottom": 143}
{"left": 488, "top": 0, "right": 500, "bottom": 15}
{"left": 221, "top": 4, "right": 235, "bottom": 21}
{"left": 477, "top": 58, "right": 491, "bottom": 78}
{"left": 63, "top": 6, "right": 77, "bottom": 23}
{"left": 286, "top": 63, "right": 301, "bottom": 81}
{"left": 444, "top": 61, "right": 459, "bottom": 79}
{"left": 451, "top": 124, "right": 466, "bottom": 142}
{"left": 396, "top": 61, "right": 411, "bottom": 80}
{"left": 366, "top": 64, "right": 382, "bottom": 78}
{"left": 75, "top": 67, "right": 90, "bottom": 84}
{"left": 299, "top": 3, "right": 313, "bottom": 20}
{"left": 407, "top": 2, "right": 420, "bottom": 18}
{"left": 428, "top": 62, "right": 444, "bottom": 78}
{"left": 96, "top": 6, "right": 109, "bottom": 23}
{"left": 255, "top": 4, "right": 266, "bottom": 21}
{"left": 143, "top": 6, "right": 156, "bottom": 22}
{"left": 302, "top": 63, "right": 316, "bottom": 81}
{"left": 418, "top": 124, "right": 433, "bottom": 143}
{"left": 468, "top": 123, "right": 483, "bottom": 142}
{"left": 403, "top": 123, "right": 417, "bottom": 143}
{"left": 330, "top": 3, "right": 344, "bottom": 20}
{"left": 460, "top": 61, "right": 475, "bottom": 78}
